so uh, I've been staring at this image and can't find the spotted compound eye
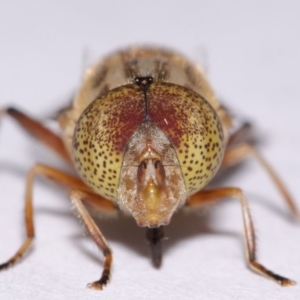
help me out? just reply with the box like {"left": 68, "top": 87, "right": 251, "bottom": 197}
{"left": 146, "top": 83, "right": 225, "bottom": 195}
{"left": 72, "top": 84, "right": 145, "bottom": 200}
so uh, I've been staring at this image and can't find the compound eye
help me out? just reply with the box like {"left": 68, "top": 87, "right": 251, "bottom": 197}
{"left": 137, "top": 160, "right": 147, "bottom": 184}
{"left": 154, "top": 160, "right": 165, "bottom": 185}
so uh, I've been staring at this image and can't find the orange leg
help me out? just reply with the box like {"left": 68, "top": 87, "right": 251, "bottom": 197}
{"left": 0, "top": 163, "right": 117, "bottom": 290}
{"left": 222, "top": 143, "right": 299, "bottom": 220}
{"left": 0, "top": 107, "right": 72, "bottom": 164}
{"left": 70, "top": 189, "right": 115, "bottom": 289}
{"left": 187, "top": 188, "right": 296, "bottom": 286}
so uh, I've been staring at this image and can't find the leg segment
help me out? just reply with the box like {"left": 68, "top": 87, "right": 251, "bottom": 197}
{"left": 186, "top": 187, "right": 296, "bottom": 286}
{"left": 0, "top": 163, "right": 117, "bottom": 290}
{"left": 0, "top": 107, "right": 72, "bottom": 164}
{"left": 227, "top": 122, "right": 253, "bottom": 148}
{"left": 70, "top": 190, "right": 114, "bottom": 290}
{"left": 222, "top": 143, "right": 299, "bottom": 220}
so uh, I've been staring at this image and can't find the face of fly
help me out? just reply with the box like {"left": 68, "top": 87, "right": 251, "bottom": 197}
{"left": 118, "top": 121, "right": 187, "bottom": 227}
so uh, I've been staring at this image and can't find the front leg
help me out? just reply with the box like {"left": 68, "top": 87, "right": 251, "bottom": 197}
{"left": 0, "top": 163, "right": 117, "bottom": 290}
{"left": 70, "top": 189, "right": 115, "bottom": 290}
{"left": 186, "top": 187, "right": 296, "bottom": 286}
{"left": 222, "top": 143, "right": 299, "bottom": 220}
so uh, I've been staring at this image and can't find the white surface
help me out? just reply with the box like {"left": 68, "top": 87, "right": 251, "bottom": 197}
{"left": 0, "top": 1, "right": 300, "bottom": 299}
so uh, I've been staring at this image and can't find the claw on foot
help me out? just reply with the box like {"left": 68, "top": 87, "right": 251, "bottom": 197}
{"left": 278, "top": 278, "right": 296, "bottom": 287}
{"left": 87, "top": 281, "right": 104, "bottom": 290}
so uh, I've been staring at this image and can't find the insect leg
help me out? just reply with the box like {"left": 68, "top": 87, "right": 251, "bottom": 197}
{"left": 70, "top": 189, "right": 115, "bottom": 290}
{"left": 0, "top": 163, "right": 114, "bottom": 272}
{"left": 226, "top": 122, "right": 253, "bottom": 148}
{"left": 0, "top": 107, "right": 72, "bottom": 164}
{"left": 221, "top": 143, "right": 299, "bottom": 220}
{"left": 186, "top": 187, "right": 296, "bottom": 286}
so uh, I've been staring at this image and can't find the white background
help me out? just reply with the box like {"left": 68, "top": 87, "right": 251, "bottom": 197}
{"left": 0, "top": 1, "right": 300, "bottom": 299}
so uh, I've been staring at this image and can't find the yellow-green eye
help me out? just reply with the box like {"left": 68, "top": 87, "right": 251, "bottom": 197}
{"left": 72, "top": 84, "right": 145, "bottom": 200}
{"left": 146, "top": 83, "right": 225, "bottom": 195}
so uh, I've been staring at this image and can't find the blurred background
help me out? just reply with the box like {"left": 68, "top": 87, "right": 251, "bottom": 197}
{"left": 0, "top": 1, "right": 300, "bottom": 299}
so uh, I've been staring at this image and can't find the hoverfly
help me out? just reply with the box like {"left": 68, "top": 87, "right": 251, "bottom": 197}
{"left": 1, "top": 46, "right": 298, "bottom": 289}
